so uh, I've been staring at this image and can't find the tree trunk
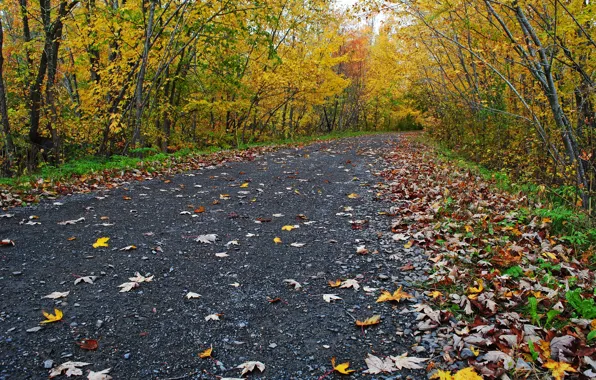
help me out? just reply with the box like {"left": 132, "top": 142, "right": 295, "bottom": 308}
{"left": 0, "top": 19, "right": 14, "bottom": 175}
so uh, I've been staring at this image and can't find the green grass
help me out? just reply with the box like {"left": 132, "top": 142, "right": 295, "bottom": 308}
{"left": 0, "top": 130, "right": 389, "bottom": 190}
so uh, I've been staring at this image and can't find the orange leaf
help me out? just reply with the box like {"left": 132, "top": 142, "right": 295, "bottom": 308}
{"left": 76, "top": 339, "right": 99, "bottom": 350}
{"left": 199, "top": 347, "right": 213, "bottom": 359}
{"left": 328, "top": 279, "right": 341, "bottom": 288}
{"left": 376, "top": 287, "right": 413, "bottom": 303}
{"left": 355, "top": 315, "right": 381, "bottom": 327}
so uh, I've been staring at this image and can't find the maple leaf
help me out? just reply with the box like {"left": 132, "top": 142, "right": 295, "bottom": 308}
{"left": 273, "top": 237, "right": 282, "bottom": 244}
{"left": 87, "top": 368, "right": 112, "bottom": 380}
{"left": 92, "top": 237, "right": 109, "bottom": 248}
{"left": 323, "top": 294, "right": 342, "bottom": 303}
{"left": 74, "top": 276, "right": 97, "bottom": 285}
{"left": 129, "top": 272, "right": 154, "bottom": 283}
{"left": 281, "top": 225, "right": 297, "bottom": 231}
{"left": 390, "top": 353, "right": 429, "bottom": 369}
{"left": 331, "top": 357, "right": 356, "bottom": 374}
{"left": 195, "top": 234, "right": 217, "bottom": 244}
{"left": 240, "top": 182, "right": 249, "bottom": 188}
{"left": 432, "top": 367, "right": 483, "bottom": 380}
{"left": 42, "top": 291, "right": 69, "bottom": 299}
{"left": 236, "top": 361, "right": 265, "bottom": 375}
{"left": 340, "top": 279, "right": 360, "bottom": 291}
{"left": 544, "top": 360, "right": 577, "bottom": 380}
{"left": 284, "top": 279, "right": 302, "bottom": 290}
{"left": 186, "top": 292, "right": 201, "bottom": 299}
{"left": 328, "top": 279, "right": 341, "bottom": 287}
{"left": 347, "top": 193, "right": 359, "bottom": 199}
{"left": 49, "top": 361, "right": 91, "bottom": 378}
{"left": 356, "top": 245, "right": 368, "bottom": 254}
{"left": 40, "top": 308, "right": 63, "bottom": 324}
{"left": 468, "top": 279, "right": 484, "bottom": 294}
{"left": 355, "top": 315, "right": 381, "bottom": 327}
{"left": 118, "top": 282, "right": 139, "bottom": 292}
{"left": 363, "top": 353, "right": 396, "bottom": 374}
{"left": 376, "top": 286, "right": 413, "bottom": 303}
{"left": 199, "top": 347, "right": 213, "bottom": 358}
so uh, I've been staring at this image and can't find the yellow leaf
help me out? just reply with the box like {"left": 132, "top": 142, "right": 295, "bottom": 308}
{"left": 40, "top": 308, "right": 63, "bottom": 324}
{"left": 273, "top": 237, "right": 282, "bottom": 244}
{"left": 199, "top": 347, "right": 212, "bottom": 359}
{"left": 432, "top": 367, "right": 482, "bottom": 380}
{"left": 355, "top": 315, "right": 381, "bottom": 327}
{"left": 429, "top": 291, "right": 443, "bottom": 299}
{"left": 281, "top": 225, "right": 295, "bottom": 231}
{"left": 464, "top": 225, "right": 473, "bottom": 233}
{"left": 331, "top": 357, "right": 355, "bottom": 374}
{"left": 92, "top": 237, "right": 110, "bottom": 248}
{"left": 240, "top": 183, "right": 249, "bottom": 188}
{"left": 376, "top": 287, "right": 413, "bottom": 303}
{"left": 328, "top": 279, "right": 341, "bottom": 288}
{"left": 468, "top": 279, "right": 484, "bottom": 294}
{"left": 543, "top": 360, "right": 577, "bottom": 380}
{"left": 469, "top": 346, "right": 479, "bottom": 356}
{"left": 347, "top": 193, "right": 359, "bottom": 199}
{"left": 403, "top": 240, "right": 413, "bottom": 249}
{"left": 453, "top": 368, "right": 483, "bottom": 380}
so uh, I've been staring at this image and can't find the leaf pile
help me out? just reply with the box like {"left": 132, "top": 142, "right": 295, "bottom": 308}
{"left": 377, "top": 136, "right": 596, "bottom": 378}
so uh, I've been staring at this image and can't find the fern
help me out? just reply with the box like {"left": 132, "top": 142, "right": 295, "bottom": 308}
{"left": 566, "top": 289, "right": 596, "bottom": 319}
{"left": 528, "top": 340, "right": 539, "bottom": 362}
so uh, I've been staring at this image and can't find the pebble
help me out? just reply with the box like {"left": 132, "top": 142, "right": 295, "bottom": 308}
{"left": 378, "top": 274, "right": 389, "bottom": 280}
{"left": 43, "top": 359, "right": 53, "bottom": 369}
{"left": 268, "top": 343, "right": 277, "bottom": 349}
{"left": 124, "top": 353, "right": 131, "bottom": 359}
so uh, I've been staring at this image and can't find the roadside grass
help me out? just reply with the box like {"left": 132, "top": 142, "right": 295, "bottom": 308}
{"left": 417, "top": 134, "right": 596, "bottom": 250}
{"left": 0, "top": 130, "right": 388, "bottom": 192}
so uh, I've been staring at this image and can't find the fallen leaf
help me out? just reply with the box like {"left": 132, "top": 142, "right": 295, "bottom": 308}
{"left": 215, "top": 251, "right": 229, "bottom": 258}
{"left": 92, "top": 237, "right": 109, "bottom": 248}
{"left": 128, "top": 272, "right": 154, "bottom": 283}
{"left": 1, "top": 239, "right": 15, "bottom": 246}
{"left": 544, "top": 360, "right": 577, "bottom": 380}
{"left": 403, "top": 240, "right": 413, "bottom": 249}
{"left": 240, "top": 182, "right": 249, "bottom": 188}
{"left": 283, "top": 279, "right": 302, "bottom": 290}
{"left": 323, "top": 294, "right": 342, "bottom": 303}
{"left": 40, "top": 309, "right": 63, "bottom": 324}
{"left": 376, "top": 286, "right": 413, "bottom": 303}
{"left": 290, "top": 242, "right": 305, "bottom": 247}
{"left": 195, "top": 206, "right": 205, "bottom": 213}
{"left": 236, "top": 361, "right": 265, "bottom": 375}
{"left": 58, "top": 217, "right": 85, "bottom": 225}
{"left": 356, "top": 245, "right": 368, "bottom": 254}
{"left": 347, "top": 193, "right": 359, "bottom": 199}
{"left": 364, "top": 353, "right": 396, "bottom": 374}
{"left": 340, "top": 279, "right": 360, "bottom": 291}
{"left": 74, "top": 276, "right": 97, "bottom": 285}
{"left": 49, "top": 361, "right": 91, "bottom": 378}
{"left": 42, "top": 291, "right": 69, "bottom": 299}
{"left": 328, "top": 279, "right": 341, "bottom": 288}
{"left": 468, "top": 279, "right": 484, "bottom": 294}
{"left": 76, "top": 339, "right": 99, "bottom": 350}
{"left": 281, "top": 225, "right": 297, "bottom": 231}
{"left": 119, "top": 245, "right": 136, "bottom": 251}
{"left": 205, "top": 313, "right": 222, "bottom": 321}
{"left": 273, "top": 237, "right": 282, "bottom": 244}
{"left": 199, "top": 347, "right": 213, "bottom": 358}
{"left": 195, "top": 234, "right": 217, "bottom": 244}
{"left": 87, "top": 368, "right": 112, "bottom": 380}
{"left": 186, "top": 292, "right": 201, "bottom": 299}
{"left": 332, "top": 357, "right": 356, "bottom": 374}
{"left": 390, "top": 353, "right": 429, "bottom": 369}
{"left": 356, "top": 315, "right": 381, "bottom": 327}
{"left": 431, "top": 367, "right": 483, "bottom": 380}
{"left": 118, "top": 282, "right": 139, "bottom": 292}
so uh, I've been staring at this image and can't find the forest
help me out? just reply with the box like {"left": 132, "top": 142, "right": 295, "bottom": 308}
{"left": 0, "top": 0, "right": 594, "bottom": 209}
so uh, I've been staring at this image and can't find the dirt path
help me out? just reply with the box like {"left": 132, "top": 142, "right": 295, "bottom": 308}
{"left": 0, "top": 134, "right": 430, "bottom": 379}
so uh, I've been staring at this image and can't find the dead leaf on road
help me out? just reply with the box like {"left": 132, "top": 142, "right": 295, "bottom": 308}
{"left": 340, "top": 279, "right": 360, "bottom": 291}
{"left": 87, "top": 368, "right": 112, "bottom": 380}
{"left": 364, "top": 353, "right": 397, "bottom": 374}
{"left": 49, "top": 361, "right": 91, "bottom": 378}
{"left": 284, "top": 279, "right": 302, "bottom": 290}
{"left": 42, "top": 291, "right": 69, "bottom": 299}
{"left": 195, "top": 234, "right": 217, "bottom": 244}
{"left": 323, "top": 294, "right": 342, "bottom": 303}
{"left": 74, "top": 276, "right": 97, "bottom": 285}
{"left": 236, "top": 361, "right": 265, "bottom": 375}
{"left": 355, "top": 315, "right": 381, "bottom": 327}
